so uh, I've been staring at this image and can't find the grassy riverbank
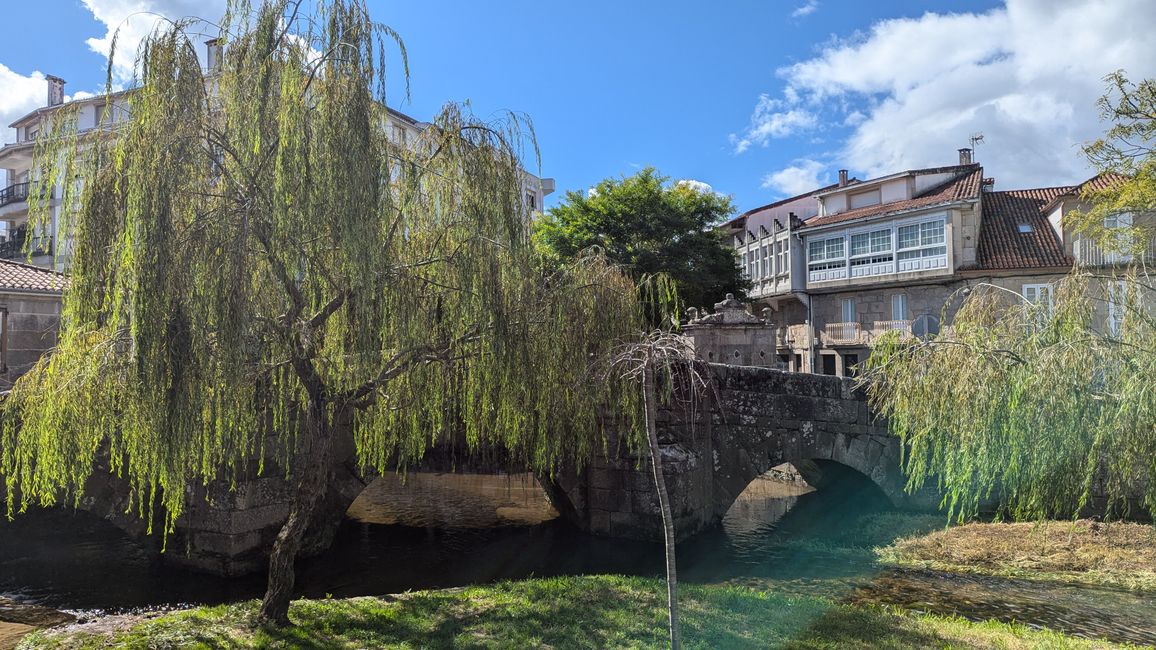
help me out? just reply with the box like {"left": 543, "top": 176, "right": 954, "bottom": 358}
{"left": 22, "top": 575, "right": 1129, "bottom": 649}
{"left": 879, "top": 519, "right": 1156, "bottom": 591}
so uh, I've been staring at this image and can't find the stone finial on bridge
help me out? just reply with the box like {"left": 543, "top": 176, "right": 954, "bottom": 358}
{"left": 681, "top": 293, "right": 781, "bottom": 368}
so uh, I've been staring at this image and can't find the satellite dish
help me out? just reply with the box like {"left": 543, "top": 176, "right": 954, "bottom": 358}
{"left": 911, "top": 314, "right": 940, "bottom": 340}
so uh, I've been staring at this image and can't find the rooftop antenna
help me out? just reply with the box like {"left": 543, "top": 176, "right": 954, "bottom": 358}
{"left": 969, "top": 132, "right": 985, "bottom": 150}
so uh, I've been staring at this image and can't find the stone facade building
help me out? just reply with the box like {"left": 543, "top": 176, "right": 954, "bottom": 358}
{"left": 720, "top": 151, "right": 1151, "bottom": 377}
{"left": 0, "top": 260, "right": 64, "bottom": 390}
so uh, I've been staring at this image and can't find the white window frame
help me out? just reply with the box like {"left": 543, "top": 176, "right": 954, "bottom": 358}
{"left": 848, "top": 226, "right": 895, "bottom": 278}
{"left": 891, "top": 293, "right": 907, "bottom": 321}
{"left": 841, "top": 298, "right": 856, "bottom": 323}
{"left": 1107, "top": 280, "right": 1127, "bottom": 336}
{"left": 807, "top": 235, "right": 847, "bottom": 282}
{"left": 1022, "top": 283, "right": 1054, "bottom": 322}
{"left": 896, "top": 217, "right": 947, "bottom": 272}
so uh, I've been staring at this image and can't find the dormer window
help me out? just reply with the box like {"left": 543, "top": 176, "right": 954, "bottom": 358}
{"left": 849, "top": 188, "right": 881, "bottom": 210}
{"left": 1017, "top": 223, "right": 1033, "bottom": 233}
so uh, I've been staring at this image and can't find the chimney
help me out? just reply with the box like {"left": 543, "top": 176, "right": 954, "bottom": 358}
{"left": 206, "top": 39, "right": 222, "bottom": 72}
{"left": 46, "top": 75, "right": 65, "bottom": 107}
{"left": 838, "top": 169, "right": 848, "bottom": 187}
{"left": 958, "top": 147, "right": 973, "bottom": 165}
{"left": 982, "top": 177, "right": 995, "bottom": 192}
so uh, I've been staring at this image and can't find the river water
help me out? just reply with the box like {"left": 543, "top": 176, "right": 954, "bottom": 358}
{"left": 1, "top": 469, "right": 1154, "bottom": 646}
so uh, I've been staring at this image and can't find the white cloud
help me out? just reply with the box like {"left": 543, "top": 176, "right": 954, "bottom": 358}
{"left": 676, "top": 179, "right": 715, "bottom": 195}
{"left": 738, "top": 0, "right": 1156, "bottom": 189}
{"left": 761, "top": 159, "right": 828, "bottom": 197}
{"left": 81, "top": 0, "right": 226, "bottom": 84}
{"left": 730, "top": 94, "right": 818, "bottom": 153}
{"left": 0, "top": 64, "right": 46, "bottom": 134}
{"left": 791, "top": 0, "right": 820, "bottom": 19}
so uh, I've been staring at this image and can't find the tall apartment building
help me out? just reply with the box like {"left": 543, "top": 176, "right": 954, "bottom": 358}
{"left": 721, "top": 149, "right": 1151, "bottom": 377}
{"left": 0, "top": 45, "right": 555, "bottom": 272}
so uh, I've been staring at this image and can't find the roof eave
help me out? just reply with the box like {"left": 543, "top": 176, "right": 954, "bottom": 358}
{"left": 800, "top": 197, "right": 979, "bottom": 234}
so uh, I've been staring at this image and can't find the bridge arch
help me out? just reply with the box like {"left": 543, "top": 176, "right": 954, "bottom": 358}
{"left": 549, "top": 364, "right": 922, "bottom": 541}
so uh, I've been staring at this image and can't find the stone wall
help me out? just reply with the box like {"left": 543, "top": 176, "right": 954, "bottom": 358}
{"left": 546, "top": 363, "right": 925, "bottom": 542}
{"left": 0, "top": 293, "right": 60, "bottom": 390}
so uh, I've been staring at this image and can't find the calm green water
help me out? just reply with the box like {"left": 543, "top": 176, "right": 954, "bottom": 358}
{"left": 1, "top": 470, "right": 1154, "bottom": 646}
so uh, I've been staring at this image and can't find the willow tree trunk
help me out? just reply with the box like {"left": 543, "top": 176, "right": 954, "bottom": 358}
{"left": 643, "top": 363, "right": 680, "bottom": 650}
{"left": 258, "top": 399, "right": 334, "bottom": 626}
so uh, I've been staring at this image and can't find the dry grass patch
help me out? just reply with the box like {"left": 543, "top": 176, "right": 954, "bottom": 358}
{"left": 880, "top": 520, "right": 1156, "bottom": 591}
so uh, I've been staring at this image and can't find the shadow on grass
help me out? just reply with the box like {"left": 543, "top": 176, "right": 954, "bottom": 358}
{"left": 28, "top": 575, "right": 1081, "bottom": 649}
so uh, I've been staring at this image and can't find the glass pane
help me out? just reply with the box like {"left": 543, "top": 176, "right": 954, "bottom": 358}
{"left": 850, "top": 233, "right": 870, "bottom": 256}
{"left": 826, "top": 238, "right": 844, "bottom": 258}
{"left": 920, "top": 220, "right": 945, "bottom": 245}
{"left": 892, "top": 294, "right": 906, "bottom": 320}
{"left": 809, "top": 240, "right": 824, "bottom": 261}
{"left": 898, "top": 225, "right": 920, "bottom": 249}
{"left": 871, "top": 229, "right": 891, "bottom": 252}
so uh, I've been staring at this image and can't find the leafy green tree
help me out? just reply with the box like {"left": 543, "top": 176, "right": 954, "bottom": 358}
{"left": 1, "top": 0, "right": 650, "bottom": 626}
{"left": 863, "top": 73, "right": 1156, "bottom": 523}
{"left": 533, "top": 168, "right": 747, "bottom": 311}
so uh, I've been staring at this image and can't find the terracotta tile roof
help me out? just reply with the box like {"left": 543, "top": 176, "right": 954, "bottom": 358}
{"left": 1039, "top": 172, "right": 1130, "bottom": 213}
{"left": 1077, "top": 172, "right": 1128, "bottom": 194}
{"left": 803, "top": 166, "right": 983, "bottom": 229}
{"left": 975, "top": 187, "right": 1072, "bottom": 270}
{"left": 0, "top": 260, "right": 66, "bottom": 294}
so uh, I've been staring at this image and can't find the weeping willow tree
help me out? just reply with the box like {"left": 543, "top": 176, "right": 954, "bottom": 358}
{"left": 864, "top": 72, "right": 1156, "bottom": 524}
{"left": 600, "top": 331, "right": 711, "bottom": 650}
{"left": 0, "top": 0, "right": 653, "bottom": 626}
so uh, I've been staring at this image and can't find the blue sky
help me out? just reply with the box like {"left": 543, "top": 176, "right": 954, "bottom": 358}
{"left": 2, "top": 0, "right": 1154, "bottom": 213}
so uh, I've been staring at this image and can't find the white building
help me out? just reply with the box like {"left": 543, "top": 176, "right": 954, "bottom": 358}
{"left": 0, "top": 44, "right": 555, "bottom": 271}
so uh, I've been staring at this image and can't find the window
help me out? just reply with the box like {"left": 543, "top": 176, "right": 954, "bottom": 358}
{"left": 1023, "top": 283, "right": 1053, "bottom": 322}
{"left": 891, "top": 293, "right": 907, "bottom": 321}
{"left": 1103, "top": 212, "right": 1134, "bottom": 261}
{"left": 761, "top": 244, "right": 769, "bottom": 278}
{"left": 841, "top": 298, "right": 856, "bottom": 323}
{"left": 525, "top": 192, "right": 537, "bottom": 210}
{"left": 843, "top": 353, "right": 860, "bottom": 378}
{"left": 1017, "top": 223, "right": 1033, "bottom": 233}
{"left": 896, "top": 218, "right": 947, "bottom": 271}
{"left": 1108, "top": 280, "right": 1127, "bottom": 336}
{"left": 808, "top": 236, "right": 847, "bottom": 281}
{"left": 849, "top": 227, "right": 894, "bottom": 277}
{"left": 849, "top": 189, "right": 881, "bottom": 209}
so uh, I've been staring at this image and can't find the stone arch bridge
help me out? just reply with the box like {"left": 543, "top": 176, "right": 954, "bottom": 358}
{"left": 71, "top": 365, "right": 916, "bottom": 575}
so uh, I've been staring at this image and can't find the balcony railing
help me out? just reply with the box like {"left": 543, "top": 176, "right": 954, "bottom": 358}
{"left": 0, "top": 232, "right": 52, "bottom": 260}
{"left": 871, "top": 319, "right": 912, "bottom": 339}
{"left": 822, "top": 322, "right": 865, "bottom": 345}
{"left": 1075, "top": 235, "right": 1156, "bottom": 267}
{"left": 0, "top": 182, "right": 29, "bottom": 208}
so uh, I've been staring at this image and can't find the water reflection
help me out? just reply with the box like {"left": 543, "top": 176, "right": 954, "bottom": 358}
{"left": 347, "top": 472, "right": 557, "bottom": 528}
{"left": 1, "top": 468, "right": 1153, "bottom": 646}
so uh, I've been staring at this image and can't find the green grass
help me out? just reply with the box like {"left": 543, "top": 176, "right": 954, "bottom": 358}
{"left": 22, "top": 575, "right": 1131, "bottom": 649}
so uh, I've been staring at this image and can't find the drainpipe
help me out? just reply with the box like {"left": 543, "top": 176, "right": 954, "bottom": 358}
{"left": 806, "top": 293, "right": 816, "bottom": 374}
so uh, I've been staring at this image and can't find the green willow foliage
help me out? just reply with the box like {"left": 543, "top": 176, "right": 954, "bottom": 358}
{"left": 865, "top": 274, "right": 1156, "bottom": 522}
{"left": 1, "top": 0, "right": 652, "bottom": 537}
{"left": 866, "top": 73, "right": 1156, "bottom": 524}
